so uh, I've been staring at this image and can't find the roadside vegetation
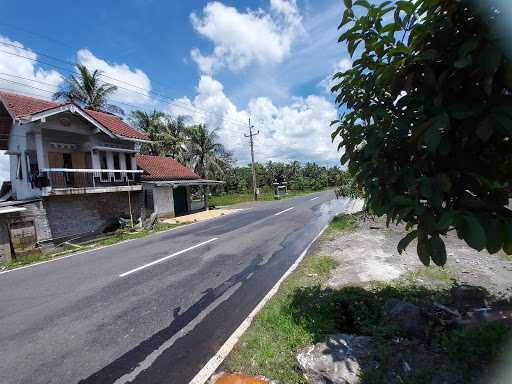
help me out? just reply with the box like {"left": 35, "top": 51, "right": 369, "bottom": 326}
{"left": 332, "top": 0, "right": 512, "bottom": 265}
{"left": 2, "top": 222, "right": 182, "bottom": 271}
{"left": 224, "top": 215, "right": 354, "bottom": 383}
{"left": 223, "top": 213, "right": 511, "bottom": 383}
{"left": 209, "top": 189, "right": 324, "bottom": 206}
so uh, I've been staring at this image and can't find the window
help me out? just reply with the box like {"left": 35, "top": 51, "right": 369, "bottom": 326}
{"left": 113, "top": 153, "right": 121, "bottom": 181}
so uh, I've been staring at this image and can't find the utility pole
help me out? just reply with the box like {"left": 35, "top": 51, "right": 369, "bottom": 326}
{"left": 245, "top": 118, "right": 259, "bottom": 200}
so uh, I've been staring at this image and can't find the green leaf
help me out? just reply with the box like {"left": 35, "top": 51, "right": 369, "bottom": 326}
{"left": 475, "top": 119, "right": 493, "bottom": 142}
{"left": 430, "top": 234, "right": 447, "bottom": 266}
{"left": 398, "top": 229, "right": 418, "bottom": 254}
{"left": 458, "top": 38, "right": 479, "bottom": 58}
{"left": 436, "top": 173, "right": 452, "bottom": 193}
{"left": 460, "top": 215, "right": 487, "bottom": 251}
{"left": 344, "top": 0, "right": 353, "bottom": 8}
{"left": 454, "top": 55, "right": 472, "bottom": 69}
{"left": 479, "top": 46, "right": 502, "bottom": 74}
{"left": 420, "top": 178, "right": 432, "bottom": 198}
{"left": 436, "top": 210, "right": 455, "bottom": 232}
{"left": 348, "top": 39, "right": 361, "bottom": 57}
{"left": 484, "top": 219, "right": 502, "bottom": 254}
{"left": 423, "top": 127, "right": 441, "bottom": 152}
{"left": 396, "top": 0, "right": 416, "bottom": 15}
{"left": 417, "top": 235, "right": 431, "bottom": 266}
{"left": 450, "top": 104, "right": 478, "bottom": 120}
{"left": 354, "top": 0, "right": 371, "bottom": 8}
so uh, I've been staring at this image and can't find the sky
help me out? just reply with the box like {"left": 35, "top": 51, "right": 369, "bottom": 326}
{"left": 0, "top": 0, "right": 351, "bottom": 181}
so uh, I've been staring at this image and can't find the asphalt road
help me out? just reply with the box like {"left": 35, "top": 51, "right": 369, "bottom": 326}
{"left": 0, "top": 191, "right": 357, "bottom": 384}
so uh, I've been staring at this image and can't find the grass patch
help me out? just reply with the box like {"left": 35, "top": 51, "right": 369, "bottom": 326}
{"left": 441, "top": 323, "right": 510, "bottom": 370}
{"left": 224, "top": 255, "right": 338, "bottom": 383}
{"left": 209, "top": 189, "right": 325, "bottom": 206}
{"left": 323, "top": 213, "right": 359, "bottom": 240}
{"left": 225, "top": 251, "right": 508, "bottom": 383}
{"left": 3, "top": 222, "right": 183, "bottom": 270}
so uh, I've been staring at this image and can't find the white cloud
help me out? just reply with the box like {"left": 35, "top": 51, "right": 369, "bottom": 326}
{"left": 169, "top": 76, "right": 339, "bottom": 165}
{"left": 190, "top": 0, "right": 303, "bottom": 74}
{"left": 0, "top": 35, "right": 65, "bottom": 183}
{"left": 319, "top": 58, "right": 352, "bottom": 94}
{"left": 77, "top": 49, "right": 152, "bottom": 105}
{"left": 0, "top": 35, "right": 63, "bottom": 99}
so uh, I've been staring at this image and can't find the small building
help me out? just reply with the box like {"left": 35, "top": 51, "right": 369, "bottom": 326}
{"left": 0, "top": 91, "right": 221, "bottom": 262}
{"left": 136, "top": 154, "right": 222, "bottom": 218}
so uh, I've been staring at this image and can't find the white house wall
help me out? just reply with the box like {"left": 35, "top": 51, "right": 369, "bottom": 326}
{"left": 8, "top": 113, "right": 139, "bottom": 200}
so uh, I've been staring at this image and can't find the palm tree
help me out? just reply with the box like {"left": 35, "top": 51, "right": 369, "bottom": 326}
{"left": 129, "top": 110, "right": 165, "bottom": 155}
{"left": 184, "top": 124, "right": 228, "bottom": 179}
{"left": 53, "top": 64, "right": 123, "bottom": 115}
{"left": 159, "top": 115, "right": 187, "bottom": 160}
{"left": 129, "top": 111, "right": 187, "bottom": 158}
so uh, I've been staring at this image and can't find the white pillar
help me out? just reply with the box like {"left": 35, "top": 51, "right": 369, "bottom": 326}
{"left": 34, "top": 132, "right": 45, "bottom": 171}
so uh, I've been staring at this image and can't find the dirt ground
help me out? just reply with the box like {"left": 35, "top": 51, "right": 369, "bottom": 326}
{"left": 320, "top": 215, "right": 512, "bottom": 297}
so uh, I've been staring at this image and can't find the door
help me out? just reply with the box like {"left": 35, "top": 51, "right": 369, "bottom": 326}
{"left": 173, "top": 187, "right": 188, "bottom": 216}
{"left": 48, "top": 152, "right": 65, "bottom": 187}
{"left": 71, "top": 152, "right": 88, "bottom": 187}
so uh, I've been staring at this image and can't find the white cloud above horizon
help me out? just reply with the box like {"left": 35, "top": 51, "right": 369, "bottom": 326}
{"left": 0, "top": 35, "right": 63, "bottom": 99}
{"left": 76, "top": 49, "right": 153, "bottom": 106}
{"left": 319, "top": 57, "right": 352, "bottom": 94}
{"left": 190, "top": 0, "right": 303, "bottom": 74}
{"left": 168, "top": 75, "right": 340, "bottom": 166}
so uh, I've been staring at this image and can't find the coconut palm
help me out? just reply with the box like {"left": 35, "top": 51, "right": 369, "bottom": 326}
{"left": 159, "top": 115, "right": 187, "bottom": 160}
{"left": 129, "top": 111, "right": 187, "bottom": 158}
{"left": 184, "top": 124, "right": 228, "bottom": 179}
{"left": 129, "top": 110, "right": 165, "bottom": 155}
{"left": 53, "top": 64, "right": 123, "bottom": 115}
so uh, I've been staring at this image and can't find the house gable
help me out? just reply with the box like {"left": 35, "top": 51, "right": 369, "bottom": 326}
{"left": 0, "top": 91, "right": 149, "bottom": 143}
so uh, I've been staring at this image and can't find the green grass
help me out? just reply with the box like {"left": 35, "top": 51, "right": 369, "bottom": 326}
{"left": 209, "top": 189, "right": 325, "bottom": 206}
{"left": 224, "top": 255, "right": 339, "bottom": 383}
{"left": 224, "top": 216, "right": 355, "bottom": 383}
{"left": 323, "top": 213, "right": 359, "bottom": 240}
{"left": 224, "top": 214, "right": 510, "bottom": 383}
{"left": 3, "top": 222, "right": 183, "bottom": 270}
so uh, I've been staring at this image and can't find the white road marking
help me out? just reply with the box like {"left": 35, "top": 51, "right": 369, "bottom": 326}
{"left": 310, "top": 196, "right": 320, "bottom": 201}
{"left": 273, "top": 207, "right": 294, "bottom": 216}
{"left": 119, "top": 238, "right": 219, "bottom": 277}
{"left": 0, "top": 221, "right": 199, "bottom": 276}
{"left": 114, "top": 281, "right": 242, "bottom": 384}
{"left": 188, "top": 223, "right": 330, "bottom": 384}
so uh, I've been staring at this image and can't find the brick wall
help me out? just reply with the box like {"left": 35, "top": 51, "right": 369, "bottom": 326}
{"left": 43, "top": 191, "right": 144, "bottom": 239}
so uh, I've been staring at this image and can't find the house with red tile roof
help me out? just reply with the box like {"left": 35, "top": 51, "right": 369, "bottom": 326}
{"left": 0, "top": 91, "right": 220, "bottom": 253}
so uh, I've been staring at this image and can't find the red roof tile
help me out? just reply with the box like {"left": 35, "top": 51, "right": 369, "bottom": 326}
{"left": 0, "top": 91, "right": 149, "bottom": 141}
{"left": 0, "top": 91, "right": 61, "bottom": 117}
{"left": 84, "top": 109, "right": 148, "bottom": 141}
{"left": 136, "top": 155, "right": 199, "bottom": 180}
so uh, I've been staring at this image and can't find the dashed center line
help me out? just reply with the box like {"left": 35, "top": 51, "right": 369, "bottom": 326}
{"left": 119, "top": 238, "right": 219, "bottom": 277}
{"left": 310, "top": 196, "right": 320, "bottom": 201}
{"left": 274, "top": 207, "right": 294, "bottom": 216}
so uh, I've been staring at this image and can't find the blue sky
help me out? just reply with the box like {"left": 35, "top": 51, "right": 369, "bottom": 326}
{"left": 0, "top": 0, "right": 350, "bottom": 180}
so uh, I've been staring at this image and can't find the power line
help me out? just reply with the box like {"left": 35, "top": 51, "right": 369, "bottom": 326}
{"left": 0, "top": 77, "right": 151, "bottom": 112}
{"left": 0, "top": 69, "right": 247, "bottom": 129}
{"left": 0, "top": 41, "right": 250, "bottom": 128}
{"left": 0, "top": 22, "right": 76, "bottom": 50}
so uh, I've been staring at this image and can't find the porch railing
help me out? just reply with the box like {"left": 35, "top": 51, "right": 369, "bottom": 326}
{"left": 37, "top": 168, "right": 143, "bottom": 190}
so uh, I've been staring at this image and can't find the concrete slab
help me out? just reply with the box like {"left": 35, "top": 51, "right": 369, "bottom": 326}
{"left": 162, "top": 209, "right": 243, "bottom": 224}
